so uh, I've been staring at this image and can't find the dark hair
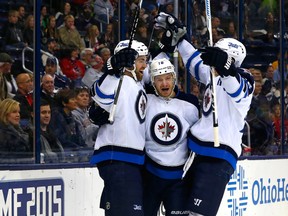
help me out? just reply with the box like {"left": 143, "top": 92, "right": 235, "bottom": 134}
{"left": 75, "top": 86, "right": 89, "bottom": 95}
{"left": 40, "top": 99, "right": 50, "bottom": 107}
{"left": 46, "top": 57, "right": 57, "bottom": 65}
{"left": 55, "top": 89, "right": 76, "bottom": 107}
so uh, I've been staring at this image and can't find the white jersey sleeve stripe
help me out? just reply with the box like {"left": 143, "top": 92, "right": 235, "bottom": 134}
{"left": 95, "top": 83, "right": 114, "bottom": 100}
{"left": 226, "top": 77, "right": 244, "bottom": 98}
{"left": 186, "top": 51, "right": 202, "bottom": 81}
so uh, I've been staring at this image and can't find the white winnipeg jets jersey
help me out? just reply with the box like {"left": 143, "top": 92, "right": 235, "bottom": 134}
{"left": 178, "top": 40, "right": 255, "bottom": 169}
{"left": 145, "top": 90, "right": 199, "bottom": 179}
{"left": 90, "top": 74, "right": 147, "bottom": 165}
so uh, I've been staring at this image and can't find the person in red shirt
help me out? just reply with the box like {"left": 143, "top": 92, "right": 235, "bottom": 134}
{"left": 60, "top": 46, "right": 85, "bottom": 88}
{"left": 271, "top": 103, "right": 288, "bottom": 141}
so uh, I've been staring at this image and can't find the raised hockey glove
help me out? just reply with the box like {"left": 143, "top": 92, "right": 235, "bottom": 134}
{"left": 88, "top": 101, "right": 110, "bottom": 126}
{"left": 200, "top": 47, "right": 237, "bottom": 77}
{"left": 106, "top": 47, "right": 139, "bottom": 76}
{"left": 158, "top": 29, "right": 177, "bottom": 53}
{"left": 154, "top": 12, "right": 187, "bottom": 47}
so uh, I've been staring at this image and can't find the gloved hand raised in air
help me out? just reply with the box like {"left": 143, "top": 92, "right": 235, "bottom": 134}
{"left": 158, "top": 29, "right": 178, "bottom": 53}
{"left": 154, "top": 12, "right": 187, "bottom": 47}
{"left": 106, "top": 47, "right": 139, "bottom": 76}
{"left": 200, "top": 47, "right": 237, "bottom": 77}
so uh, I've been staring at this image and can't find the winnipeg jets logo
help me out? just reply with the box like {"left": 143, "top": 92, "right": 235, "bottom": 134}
{"left": 158, "top": 114, "right": 175, "bottom": 140}
{"left": 133, "top": 205, "right": 142, "bottom": 211}
{"left": 140, "top": 97, "right": 146, "bottom": 116}
{"left": 150, "top": 112, "right": 182, "bottom": 146}
{"left": 136, "top": 90, "right": 147, "bottom": 123}
{"left": 202, "top": 84, "right": 213, "bottom": 116}
{"left": 204, "top": 91, "right": 211, "bottom": 109}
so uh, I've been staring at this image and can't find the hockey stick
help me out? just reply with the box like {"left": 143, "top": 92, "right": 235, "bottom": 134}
{"left": 108, "top": 0, "right": 143, "bottom": 123}
{"left": 205, "top": 0, "right": 220, "bottom": 147}
{"left": 147, "top": 3, "right": 161, "bottom": 50}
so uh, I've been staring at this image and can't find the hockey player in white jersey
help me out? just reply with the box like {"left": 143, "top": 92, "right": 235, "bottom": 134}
{"left": 154, "top": 13, "right": 255, "bottom": 216}
{"left": 89, "top": 39, "right": 148, "bottom": 216}
{"left": 144, "top": 58, "right": 199, "bottom": 216}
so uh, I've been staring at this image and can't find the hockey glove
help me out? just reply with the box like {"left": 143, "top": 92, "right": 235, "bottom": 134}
{"left": 106, "top": 47, "right": 139, "bottom": 76}
{"left": 158, "top": 29, "right": 177, "bottom": 53}
{"left": 154, "top": 12, "right": 187, "bottom": 47}
{"left": 200, "top": 47, "right": 237, "bottom": 77}
{"left": 88, "top": 101, "right": 110, "bottom": 126}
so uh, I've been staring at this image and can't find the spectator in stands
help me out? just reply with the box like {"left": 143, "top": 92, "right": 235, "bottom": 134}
{"left": 23, "top": 15, "right": 34, "bottom": 46}
{"left": 272, "top": 51, "right": 288, "bottom": 73}
{"left": 17, "top": 5, "right": 26, "bottom": 31}
{"left": 191, "top": 1, "right": 207, "bottom": 39}
{"left": 40, "top": 99, "right": 65, "bottom": 163}
{"left": 83, "top": 24, "right": 105, "bottom": 54}
{"left": 94, "top": 0, "right": 115, "bottom": 28}
{"left": 79, "top": 48, "right": 94, "bottom": 69}
{"left": 145, "top": 4, "right": 159, "bottom": 32}
{"left": 42, "top": 38, "right": 61, "bottom": 67}
{"left": 99, "top": 47, "right": 111, "bottom": 64}
{"left": 44, "top": 15, "right": 58, "bottom": 39}
{"left": 0, "top": 53, "right": 17, "bottom": 101}
{"left": 270, "top": 80, "right": 288, "bottom": 112}
{"left": 134, "top": 21, "right": 150, "bottom": 46}
{"left": 225, "top": 21, "right": 237, "bottom": 39}
{"left": 139, "top": 8, "right": 149, "bottom": 23}
{"left": 264, "top": 12, "right": 278, "bottom": 45}
{"left": 246, "top": 0, "right": 268, "bottom": 31}
{"left": 57, "top": 14, "right": 85, "bottom": 51}
{"left": 75, "top": 3, "right": 99, "bottom": 33}
{"left": 247, "top": 79, "right": 273, "bottom": 155}
{"left": 81, "top": 54, "right": 104, "bottom": 87}
{"left": 217, "top": 0, "right": 231, "bottom": 18}
{"left": 164, "top": 3, "right": 174, "bottom": 14}
{"left": 40, "top": 74, "right": 58, "bottom": 109}
{"left": 40, "top": 5, "right": 49, "bottom": 30}
{"left": 211, "top": 27, "right": 222, "bottom": 44}
{"left": 40, "top": 15, "right": 48, "bottom": 47}
{"left": 272, "top": 51, "right": 288, "bottom": 83}
{"left": 60, "top": 46, "right": 85, "bottom": 88}
{"left": 249, "top": 68, "right": 263, "bottom": 82}
{"left": 271, "top": 103, "right": 288, "bottom": 142}
{"left": 0, "top": 10, "right": 27, "bottom": 49}
{"left": 70, "top": 0, "right": 90, "bottom": 15}
{"left": 49, "top": 88, "right": 86, "bottom": 150}
{"left": 99, "top": 23, "right": 116, "bottom": 53}
{"left": 0, "top": 98, "right": 32, "bottom": 161}
{"left": 55, "top": 2, "right": 74, "bottom": 28}
{"left": 211, "top": 16, "right": 225, "bottom": 38}
{"left": 14, "top": 73, "right": 34, "bottom": 131}
{"left": 262, "top": 64, "right": 277, "bottom": 102}
{"left": 44, "top": 57, "right": 71, "bottom": 89}
{"left": 72, "top": 87, "right": 98, "bottom": 148}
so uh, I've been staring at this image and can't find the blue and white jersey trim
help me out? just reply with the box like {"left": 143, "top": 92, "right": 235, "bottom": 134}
{"left": 90, "top": 146, "right": 145, "bottom": 165}
{"left": 145, "top": 157, "right": 184, "bottom": 180}
{"left": 187, "top": 132, "right": 238, "bottom": 170}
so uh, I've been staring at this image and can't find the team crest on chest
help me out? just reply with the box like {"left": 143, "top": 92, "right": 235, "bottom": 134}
{"left": 135, "top": 90, "right": 147, "bottom": 123}
{"left": 202, "top": 84, "right": 213, "bottom": 116}
{"left": 150, "top": 112, "right": 182, "bottom": 146}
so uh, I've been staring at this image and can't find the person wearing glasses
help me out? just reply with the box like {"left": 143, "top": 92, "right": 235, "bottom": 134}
{"left": 13, "top": 72, "right": 34, "bottom": 131}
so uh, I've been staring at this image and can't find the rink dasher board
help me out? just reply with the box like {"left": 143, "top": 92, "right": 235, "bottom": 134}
{"left": 0, "top": 157, "right": 287, "bottom": 216}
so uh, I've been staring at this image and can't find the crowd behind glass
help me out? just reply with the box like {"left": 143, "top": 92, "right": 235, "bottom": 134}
{"left": 0, "top": 0, "right": 287, "bottom": 164}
